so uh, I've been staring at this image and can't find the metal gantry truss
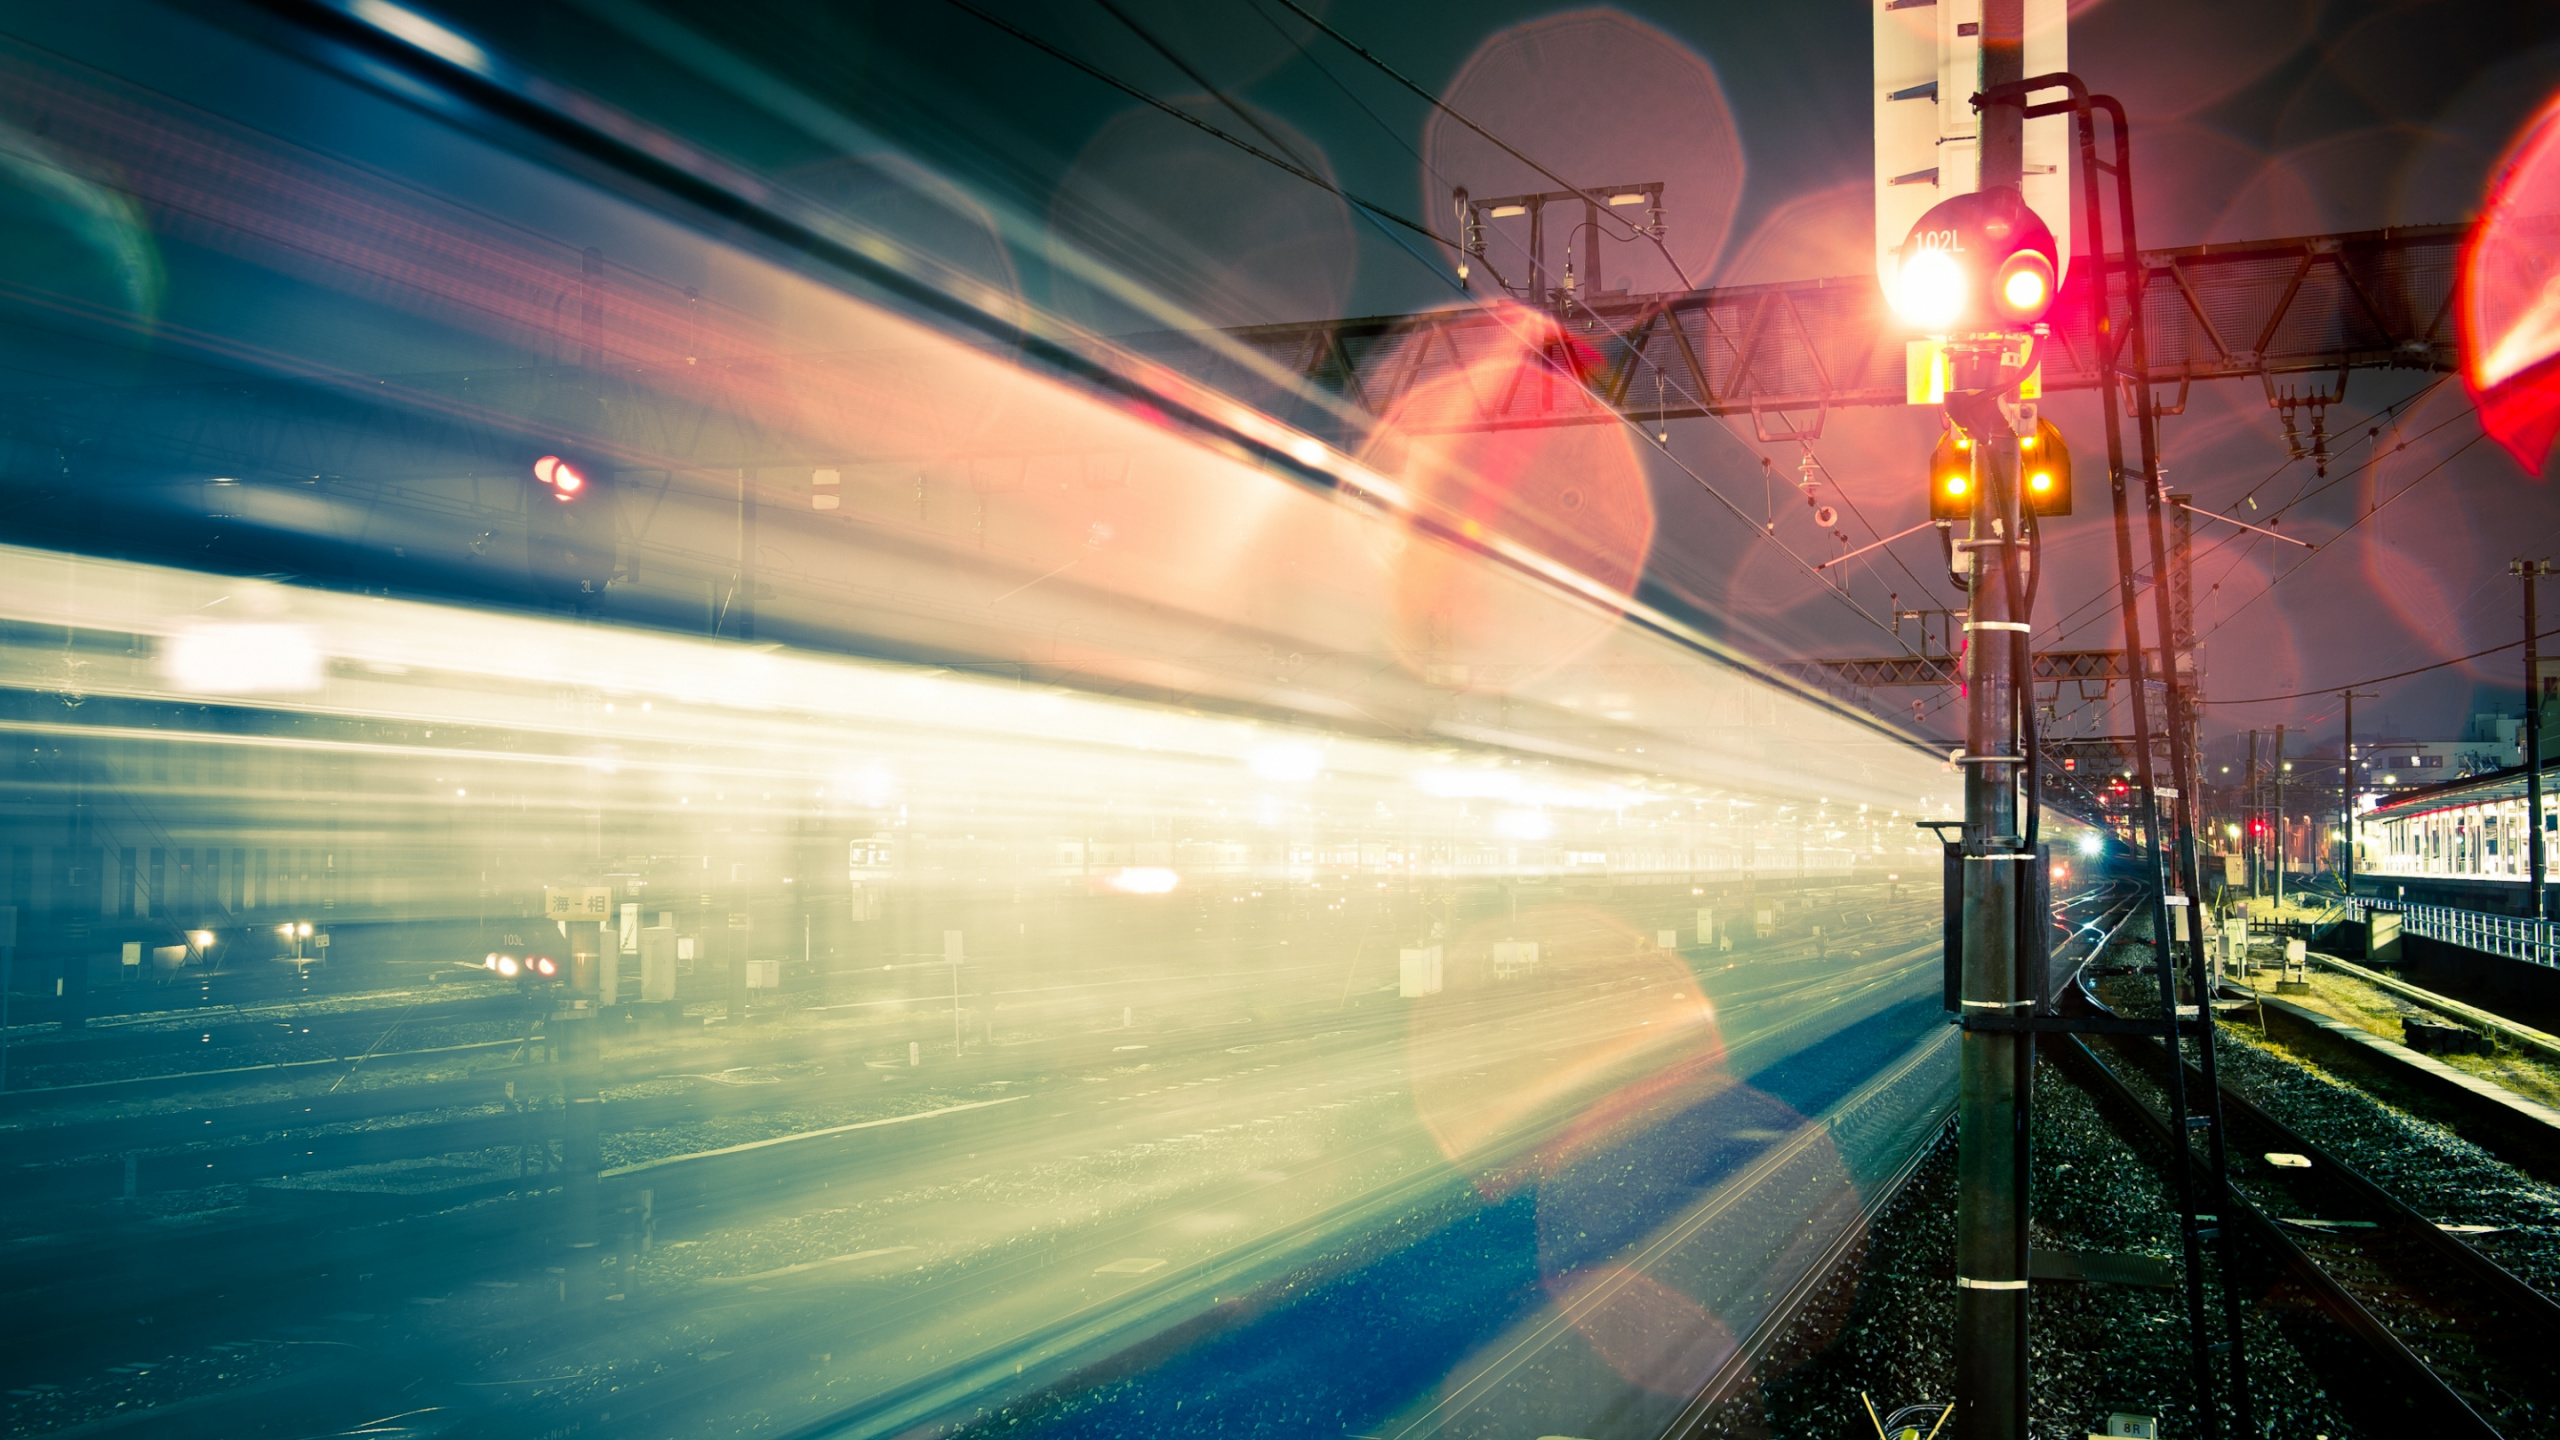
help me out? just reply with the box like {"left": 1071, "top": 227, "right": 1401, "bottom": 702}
{"left": 1180, "top": 222, "right": 2460, "bottom": 440}
{"left": 0, "top": 224, "right": 2462, "bottom": 492}
{"left": 1777, "top": 648, "right": 2141, "bottom": 690}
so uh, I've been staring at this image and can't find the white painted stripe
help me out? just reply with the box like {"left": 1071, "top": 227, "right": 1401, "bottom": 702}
{"left": 1957, "top": 1276, "right": 2029, "bottom": 1290}
{"left": 601, "top": 1094, "right": 1030, "bottom": 1178}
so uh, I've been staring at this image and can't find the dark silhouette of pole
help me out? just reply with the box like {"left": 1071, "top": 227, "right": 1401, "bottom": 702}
{"left": 1952, "top": 5, "right": 2031, "bottom": 1436}
{"left": 1984, "top": 70, "right": 2251, "bottom": 1437}
{"left": 2274, "top": 724, "right": 2287, "bottom": 910}
{"left": 2341, "top": 691, "right": 2377, "bottom": 900}
{"left": 2521, "top": 559, "right": 2550, "bottom": 920}
{"left": 2245, "top": 730, "right": 2259, "bottom": 898}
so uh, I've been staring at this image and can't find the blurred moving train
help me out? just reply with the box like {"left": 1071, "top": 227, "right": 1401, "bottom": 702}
{"left": 0, "top": 5, "right": 2111, "bottom": 1440}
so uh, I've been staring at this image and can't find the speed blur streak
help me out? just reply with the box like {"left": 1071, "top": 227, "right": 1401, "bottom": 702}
{"left": 1363, "top": 300, "right": 1654, "bottom": 689}
{"left": 0, "top": 8, "right": 2032, "bottom": 1440}
{"left": 0, "top": 542, "right": 1986, "bottom": 1440}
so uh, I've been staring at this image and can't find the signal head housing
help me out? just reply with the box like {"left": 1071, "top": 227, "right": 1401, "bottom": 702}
{"left": 1926, "top": 419, "right": 2071, "bottom": 519}
{"left": 1893, "top": 188, "right": 2061, "bottom": 334}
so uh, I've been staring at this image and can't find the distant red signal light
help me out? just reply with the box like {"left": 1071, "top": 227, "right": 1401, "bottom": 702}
{"left": 533, "top": 455, "right": 586, "bottom": 497}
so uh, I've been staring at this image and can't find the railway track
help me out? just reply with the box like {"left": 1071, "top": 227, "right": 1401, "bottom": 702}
{"left": 2064, "top": 997, "right": 2560, "bottom": 1436}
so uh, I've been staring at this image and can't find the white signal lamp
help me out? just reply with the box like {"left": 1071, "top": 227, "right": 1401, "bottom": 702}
{"left": 1893, "top": 248, "right": 1969, "bottom": 332}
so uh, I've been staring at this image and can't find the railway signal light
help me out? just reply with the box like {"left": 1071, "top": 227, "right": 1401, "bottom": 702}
{"left": 532, "top": 454, "right": 587, "bottom": 498}
{"left": 1928, "top": 429, "right": 1973, "bottom": 521}
{"left": 525, "top": 387, "right": 620, "bottom": 605}
{"left": 2019, "top": 419, "right": 2072, "bottom": 516}
{"left": 1891, "top": 188, "right": 2061, "bottom": 334}
{"left": 1926, "top": 420, "right": 2072, "bottom": 519}
{"left": 526, "top": 443, "right": 618, "bottom": 603}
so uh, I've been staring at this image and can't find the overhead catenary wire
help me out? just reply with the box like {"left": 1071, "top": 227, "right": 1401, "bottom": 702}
{"left": 2210, "top": 624, "right": 2560, "bottom": 705}
{"left": 2194, "top": 428, "right": 2490, "bottom": 644}
{"left": 1268, "top": 0, "right": 1695, "bottom": 290}
{"left": 939, "top": 0, "right": 1454, "bottom": 251}
{"left": 1229, "top": 0, "right": 1965, "bottom": 643}
{"left": 1899, "top": 382, "right": 2464, "bottom": 734}
{"left": 947, "top": 0, "right": 1922, "bottom": 658}
{"left": 1233, "top": 0, "right": 1926, "bottom": 618}
{"left": 1078, "top": 0, "right": 1476, "bottom": 306}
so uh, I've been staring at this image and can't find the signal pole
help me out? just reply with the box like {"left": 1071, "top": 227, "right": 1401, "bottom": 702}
{"left": 2245, "top": 729, "right": 2259, "bottom": 897}
{"left": 1954, "top": 5, "right": 2031, "bottom": 1436}
{"left": 2519, "top": 559, "right": 2550, "bottom": 920}
{"left": 2272, "top": 724, "right": 2287, "bottom": 909}
{"left": 2340, "top": 692, "right": 2376, "bottom": 900}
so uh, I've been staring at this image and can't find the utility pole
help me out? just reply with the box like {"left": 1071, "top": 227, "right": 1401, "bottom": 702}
{"left": 2519, "top": 559, "right": 2550, "bottom": 920}
{"left": 2245, "top": 729, "right": 2259, "bottom": 898}
{"left": 2273, "top": 724, "right": 2287, "bottom": 911}
{"left": 2341, "top": 691, "right": 2377, "bottom": 901}
{"left": 1953, "top": 6, "right": 2031, "bottom": 1436}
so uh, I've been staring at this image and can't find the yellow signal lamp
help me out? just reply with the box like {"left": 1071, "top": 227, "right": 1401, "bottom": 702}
{"left": 1925, "top": 420, "right": 2072, "bottom": 519}
{"left": 2025, "top": 417, "right": 2072, "bottom": 517}
{"left": 1928, "top": 430, "right": 1972, "bottom": 520}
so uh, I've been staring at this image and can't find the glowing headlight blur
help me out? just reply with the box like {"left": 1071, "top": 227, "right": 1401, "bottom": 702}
{"left": 1893, "top": 249, "right": 1968, "bottom": 332}
{"left": 2078, "top": 834, "right": 2104, "bottom": 857}
{"left": 496, "top": 955, "right": 520, "bottom": 977}
{"left": 1248, "top": 745, "right": 1324, "bottom": 783}
{"left": 162, "top": 624, "right": 323, "bottom": 695}
{"left": 1106, "top": 867, "right": 1180, "bottom": 895}
{"left": 532, "top": 956, "right": 557, "bottom": 977}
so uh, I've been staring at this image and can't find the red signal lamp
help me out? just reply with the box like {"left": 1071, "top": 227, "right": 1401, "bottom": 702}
{"left": 533, "top": 455, "right": 586, "bottom": 498}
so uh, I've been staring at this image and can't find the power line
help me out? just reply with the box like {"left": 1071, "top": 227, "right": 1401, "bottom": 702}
{"left": 1898, "top": 390, "right": 2470, "bottom": 734}
{"left": 945, "top": 0, "right": 1916, "bottom": 657}
{"left": 2210, "top": 624, "right": 2560, "bottom": 705}
{"left": 2194, "top": 428, "right": 2489, "bottom": 645}
{"left": 2030, "top": 382, "right": 2457, "bottom": 655}
{"left": 1082, "top": 0, "right": 1470, "bottom": 297}
{"left": 939, "top": 0, "right": 1454, "bottom": 251}
{"left": 1223, "top": 6, "right": 1924, "bottom": 652}
{"left": 1268, "top": 0, "right": 1695, "bottom": 290}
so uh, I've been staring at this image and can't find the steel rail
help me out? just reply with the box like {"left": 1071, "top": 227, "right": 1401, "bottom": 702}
{"left": 2064, "top": 964, "right": 2560, "bottom": 1435}
{"left": 2058, "top": 1034, "right": 2504, "bottom": 1437}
